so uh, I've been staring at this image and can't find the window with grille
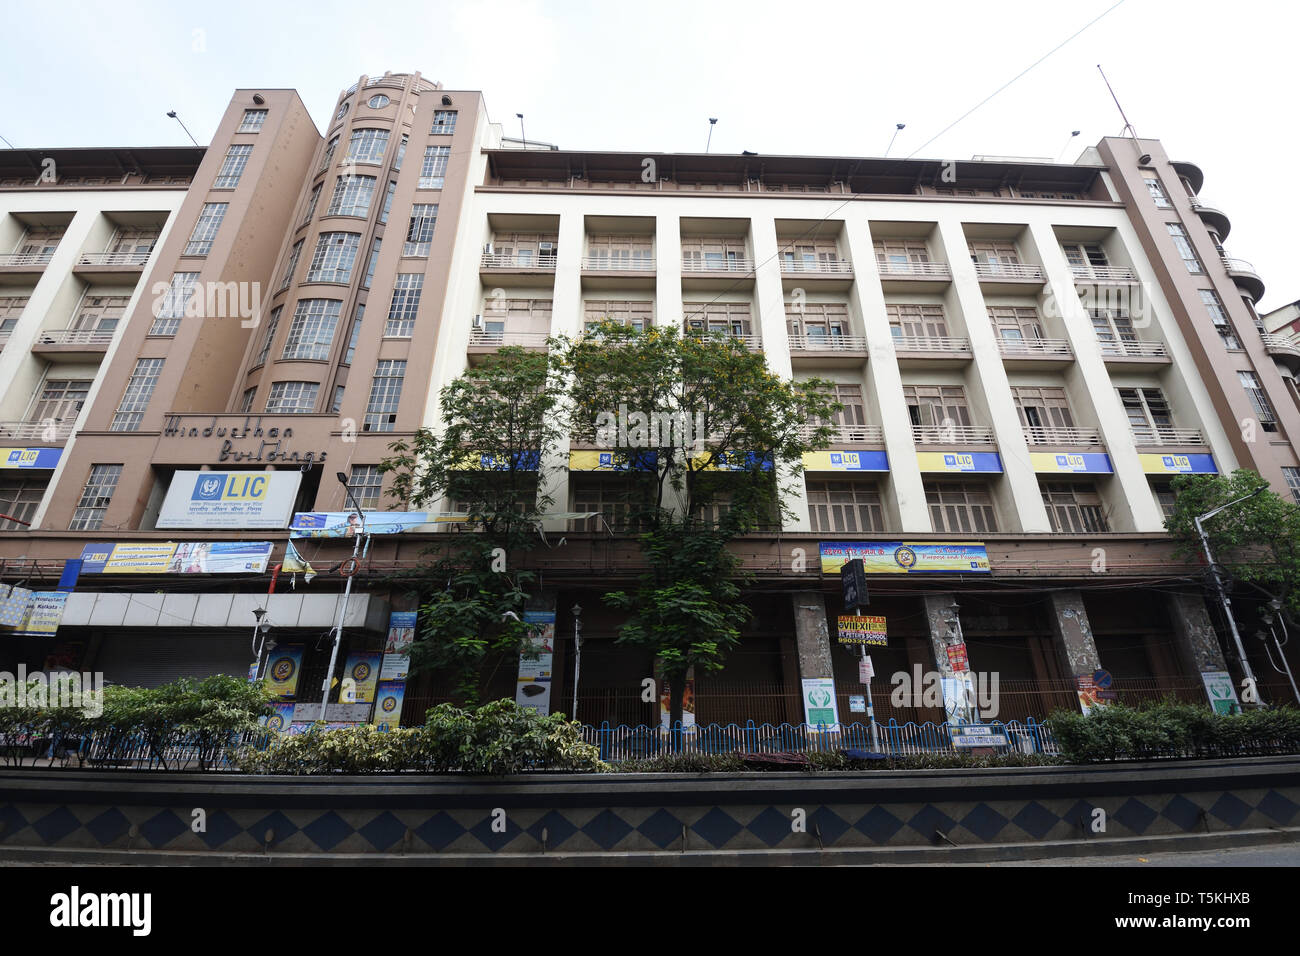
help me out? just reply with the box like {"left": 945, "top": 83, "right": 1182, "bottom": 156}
{"left": 1062, "top": 242, "right": 1109, "bottom": 273}
{"left": 266, "top": 381, "right": 320, "bottom": 413}
{"left": 69, "top": 464, "right": 122, "bottom": 531}
{"left": 240, "top": 387, "right": 258, "bottom": 413}
{"left": 1152, "top": 481, "right": 1178, "bottom": 520}
{"left": 151, "top": 272, "right": 200, "bottom": 334}
{"left": 1145, "top": 177, "right": 1171, "bottom": 208}
{"left": 1166, "top": 223, "right": 1203, "bottom": 274}
{"left": 326, "top": 174, "right": 377, "bottom": 217}
{"left": 214, "top": 144, "right": 253, "bottom": 188}
{"left": 345, "top": 304, "right": 363, "bottom": 364}
{"left": 302, "top": 184, "right": 322, "bottom": 226}
{"left": 306, "top": 232, "right": 361, "bottom": 283}
{"left": 184, "top": 203, "right": 227, "bottom": 256}
{"left": 349, "top": 464, "right": 384, "bottom": 508}
{"left": 279, "top": 240, "right": 303, "bottom": 292}
{"left": 570, "top": 477, "right": 648, "bottom": 531}
{"left": 379, "top": 181, "right": 396, "bottom": 224}
{"left": 1239, "top": 371, "right": 1278, "bottom": 431}
{"left": 385, "top": 274, "right": 423, "bottom": 336}
{"left": 0, "top": 475, "right": 46, "bottom": 530}
{"left": 887, "top": 304, "right": 947, "bottom": 339}
{"left": 418, "top": 146, "right": 450, "bottom": 189}
{"left": 255, "top": 306, "right": 282, "bottom": 366}
{"left": 363, "top": 360, "right": 405, "bottom": 431}
{"left": 345, "top": 128, "right": 389, "bottom": 165}
{"left": 1091, "top": 309, "right": 1137, "bottom": 349}
{"left": 924, "top": 480, "right": 998, "bottom": 533}
{"left": 238, "top": 109, "right": 268, "bottom": 133}
{"left": 404, "top": 204, "right": 438, "bottom": 256}
{"left": 1283, "top": 467, "right": 1300, "bottom": 505}
{"left": 1041, "top": 481, "right": 1109, "bottom": 533}
{"left": 1118, "top": 387, "right": 1175, "bottom": 441}
{"left": 807, "top": 479, "right": 883, "bottom": 533}
{"left": 282, "top": 299, "right": 342, "bottom": 360}
{"left": 582, "top": 300, "right": 651, "bottom": 331}
{"left": 110, "top": 358, "right": 164, "bottom": 431}
{"left": 431, "top": 110, "right": 457, "bottom": 134}
{"left": 1200, "top": 289, "right": 1240, "bottom": 349}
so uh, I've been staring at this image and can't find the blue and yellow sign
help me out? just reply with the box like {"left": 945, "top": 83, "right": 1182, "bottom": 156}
{"left": 0, "top": 447, "right": 61, "bottom": 469}
{"left": 802, "top": 450, "right": 890, "bottom": 472}
{"left": 1139, "top": 453, "right": 1217, "bottom": 475}
{"left": 916, "top": 451, "right": 1003, "bottom": 473}
{"left": 820, "top": 541, "right": 990, "bottom": 575}
{"left": 263, "top": 703, "right": 296, "bottom": 735}
{"left": 372, "top": 681, "right": 407, "bottom": 732}
{"left": 568, "top": 449, "right": 657, "bottom": 471}
{"left": 266, "top": 645, "right": 304, "bottom": 699}
{"left": 343, "top": 651, "right": 382, "bottom": 704}
{"left": 1030, "top": 452, "right": 1114, "bottom": 474}
{"left": 694, "top": 450, "right": 774, "bottom": 472}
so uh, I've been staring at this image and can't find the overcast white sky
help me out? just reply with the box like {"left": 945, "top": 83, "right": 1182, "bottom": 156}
{"left": 2, "top": 0, "right": 1297, "bottom": 309}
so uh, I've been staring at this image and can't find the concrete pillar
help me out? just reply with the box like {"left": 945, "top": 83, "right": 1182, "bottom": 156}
{"left": 791, "top": 592, "right": 834, "bottom": 679}
{"left": 1167, "top": 592, "right": 1231, "bottom": 673}
{"left": 922, "top": 592, "right": 963, "bottom": 676}
{"left": 1047, "top": 589, "right": 1102, "bottom": 677}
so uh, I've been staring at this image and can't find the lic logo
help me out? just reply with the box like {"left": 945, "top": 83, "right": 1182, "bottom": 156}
{"left": 944, "top": 453, "right": 974, "bottom": 470}
{"left": 194, "top": 476, "right": 224, "bottom": 500}
{"left": 1056, "top": 454, "right": 1085, "bottom": 471}
{"left": 1162, "top": 455, "right": 1191, "bottom": 472}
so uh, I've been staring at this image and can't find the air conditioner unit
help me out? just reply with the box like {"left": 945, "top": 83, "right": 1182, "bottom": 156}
{"left": 472, "top": 314, "right": 482, "bottom": 329}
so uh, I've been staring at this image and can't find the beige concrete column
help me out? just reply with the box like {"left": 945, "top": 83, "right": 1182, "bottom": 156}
{"left": 1047, "top": 589, "right": 1102, "bottom": 677}
{"left": 791, "top": 592, "right": 834, "bottom": 680}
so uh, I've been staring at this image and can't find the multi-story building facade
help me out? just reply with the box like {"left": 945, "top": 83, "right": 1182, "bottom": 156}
{"left": 1, "top": 71, "right": 1296, "bottom": 725}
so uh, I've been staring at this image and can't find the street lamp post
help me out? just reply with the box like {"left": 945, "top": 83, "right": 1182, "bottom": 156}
{"left": 1260, "top": 599, "right": 1300, "bottom": 706}
{"left": 1194, "top": 486, "right": 1265, "bottom": 706}
{"left": 571, "top": 604, "right": 582, "bottom": 721}
{"left": 319, "top": 472, "right": 367, "bottom": 723}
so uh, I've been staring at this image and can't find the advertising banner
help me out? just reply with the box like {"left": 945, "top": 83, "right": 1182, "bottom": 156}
{"left": 820, "top": 541, "right": 990, "bottom": 575}
{"left": 1074, "top": 674, "right": 1113, "bottom": 716}
{"left": 157, "top": 471, "right": 302, "bottom": 529}
{"left": 1200, "top": 670, "right": 1241, "bottom": 715}
{"left": 13, "top": 592, "right": 68, "bottom": 637}
{"left": 78, "top": 541, "right": 274, "bottom": 574}
{"left": 801, "top": 450, "right": 890, "bottom": 472}
{"left": 837, "top": 614, "right": 888, "bottom": 646}
{"left": 0, "top": 585, "right": 34, "bottom": 627}
{"left": 380, "top": 611, "right": 417, "bottom": 681}
{"left": 266, "top": 645, "right": 305, "bottom": 699}
{"left": 372, "top": 681, "right": 407, "bottom": 731}
{"left": 1138, "top": 453, "right": 1218, "bottom": 475}
{"left": 946, "top": 642, "right": 969, "bottom": 673}
{"left": 692, "top": 451, "right": 774, "bottom": 472}
{"left": 1029, "top": 452, "right": 1114, "bottom": 474}
{"left": 342, "top": 652, "right": 382, "bottom": 704}
{"left": 263, "top": 703, "right": 295, "bottom": 734}
{"left": 916, "top": 451, "right": 1003, "bottom": 474}
{"left": 515, "top": 611, "right": 555, "bottom": 716}
{"left": 801, "top": 677, "right": 840, "bottom": 730}
{"left": 941, "top": 674, "right": 976, "bottom": 726}
{"left": 567, "top": 450, "right": 657, "bottom": 472}
{"left": 660, "top": 679, "right": 696, "bottom": 730}
{"left": 289, "top": 511, "right": 465, "bottom": 538}
{"left": 0, "top": 447, "right": 62, "bottom": 469}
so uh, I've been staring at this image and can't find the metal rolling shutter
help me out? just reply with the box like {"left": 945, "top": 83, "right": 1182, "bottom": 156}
{"left": 93, "top": 631, "right": 251, "bottom": 688}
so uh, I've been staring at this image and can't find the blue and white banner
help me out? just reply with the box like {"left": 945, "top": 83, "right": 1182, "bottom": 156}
{"left": 157, "top": 471, "right": 302, "bottom": 529}
{"left": 1030, "top": 452, "right": 1114, "bottom": 474}
{"left": 0, "top": 447, "right": 62, "bottom": 469}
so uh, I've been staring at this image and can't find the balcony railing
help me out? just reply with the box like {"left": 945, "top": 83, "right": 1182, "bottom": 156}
{"left": 799, "top": 423, "right": 885, "bottom": 444}
{"left": 1071, "top": 264, "right": 1137, "bottom": 281}
{"left": 468, "top": 330, "right": 549, "bottom": 348}
{"left": 1261, "top": 332, "right": 1300, "bottom": 355}
{"left": 876, "top": 260, "right": 950, "bottom": 278}
{"left": 1098, "top": 339, "right": 1168, "bottom": 359}
{"left": 682, "top": 330, "right": 762, "bottom": 349}
{"left": 0, "top": 252, "right": 54, "bottom": 267}
{"left": 79, "top": 251, "right": 151, "bottom": 266}
{"left": 912, "top": 424, "right": 995, "bottom": 444}
{"left": 681, "top": 257, "right": 755, "bottom": 273}
{"left": 1130, "top": 425, "right": 1204, "bottom": 446}
{"left": 974, "top": 261, "right": 1044, "bottom": 280}
{"left": 581, "top": 255, "right": 655, "bottom": 271}
{"left": 788, "top": 333, "right": 868, "bottom": 352}
{"left": 35, "top": 328, "right": 114, "bottom": 347}
{"left": 1022, "top": 425, "right": 1102, "bottom": 446}
{"left": 1221, "top": 257, "right": 1258, "bottom": 276}
{"left": 997, "top": 338, "right": 1073, "bottom": 357}
{"left": 481, "top": 253, "right": 558, "bottom": 270}
{"left": 891, "top": 334, "right": 971, "bottom": 353}
{"left": 779, "top": 259, "right": 853, "bottom": 275}
{"left": 0, "top": 419, "right": 74, "bottom": 441}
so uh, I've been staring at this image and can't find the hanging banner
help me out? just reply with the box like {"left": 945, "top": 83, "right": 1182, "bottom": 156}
{"left": 837, "top": 615, "right": 888, "bottom": 646}
{"left": 946, "top": 642, "right": 970, "bottom": 673}
{"left": 660, "top": 679, "right": 697, "bottom": 731}
{"left": 802, "top": 450, "right": 890, "bottom": 472}
{"left": 372, "top": 681, "right": 407, "bottom": 731}
{"left": 0, "top": 585, "right": 34, "bottom": 628}
{"left": 916, "top": 451, "right": 1003, "bottom": 474}
{"left": 380, "top": 611, "right": 417, "bottom": 680}
{"left": 342, "top": 651, "right": 382, "bottom": 704}
{"left": 941, "top": 674, "right": 976, "bottom": 726}
{"left": 1200, "top": 670, "right": 1241, "bottom": 715}
{"left": 801, "top": 677, "right": 840, "bottom": 730}
{"left": 820, "top": 541, "right": 990, "bottom": 575}
{"left": 157, "top": 471, "right": 302, "bottom": 529}
{"left": 13, "top": 592, "right": 68, "bottom": 637}
{"left": 1074, "top": 674, "right": 1114, "bottom": 716}
{"left": 266, "top": 645, "right": 305, "bottom": 699}
{"left": 1030, "top": 452, "right": 1114, "bottom": 474}
{"left": 1138, "top": 453, "right": 1217, "bottom": 475}
{"left": 514, "top": 611, "right": 555, "bottom": 716}
{"left": 0, "top": 447, "right": 62, "bottom": 469}
{"left": 262, "top": 703, "right": 296, "bottom": 735}
{"left": 289, "top": 511, "right": 466, "bottom": 538}
{"left": 78, "top": 541, "right": 274, "bottom": 574}
{"left": 567, "top": 450, "right": 657, "bottom": 472}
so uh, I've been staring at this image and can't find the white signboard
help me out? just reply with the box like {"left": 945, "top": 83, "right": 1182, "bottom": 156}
{"left": 157, "top": 471, "right": 302, "bottom": 529}
{"left": 801, "top": 677, "right": 840, "bottom": 731}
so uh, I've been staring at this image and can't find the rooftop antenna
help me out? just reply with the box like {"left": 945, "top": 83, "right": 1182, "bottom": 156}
{"left": 1097, "top": 66, "right": 1150, "bottom": 164}
{"left": 706, "top": 118, "right": 717, "bottom": 153}
{"left": 166, "top": 111, "right": 200, "bottom": 147}
{"left": 1055, "top": 129, "right": 1081, "bottom": 163}
{"left": 516, "top": 113, "right": 526, "bottom": 147}
{"left": 884, "top": 123, "right": 905, "bottom": 157}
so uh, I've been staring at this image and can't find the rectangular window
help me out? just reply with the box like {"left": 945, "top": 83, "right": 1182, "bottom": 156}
{"left": 1041, "top": 481, "right": 1110, "bottom": 533}
{"left": 1200, "top": 289, "right": 1241, "bottom": 349}
{"left": 69, "top": 464, "right": 122, "bottom": 531}
{"left": 902, "top": 385, "right": 971, "bottom": 432}
{"left": 332, "top": 385, "right": 345, "bottom": 415}
{"left": 318, "top": 136, "right": 339, "bottom": 174}
{"left": 385, "top": 274, "right": 423, "bottom": 336}
{"left": 570, "top": 477, "right": 646, "bottom": 532}
{"left": 1283, "top": 467, "right": 1300, "bottom": 505}
{"left": 1167, "top": 223, "right": 1203, "bottom": 274}
{"left": 807, "top": 479, "right": 883, "bottom": 533}
{"left": 305, "top": 232, "right": 361, "bottom": 283}
{"left": 238, "top": 109, "right": 268, "bottom": 133}
{"left": 302, "top": 183, "right": 323, "bottom": 226}
{"left": 379, "top": 180, "right": 396, "bottom": 224}
{"left": 583, "top": 300, "right": 652, "bottom": 332}
{"left": 1152, "top": 481, "right": 1178, "bottom": 520}
{"left": 0, "top": 475, "right": 46, "bottom": 530}
{"left": 431, "top": 110, "right": 457, "bottom": 134}
{"left": 240, "top": 386, "right": 258, "bottom": 413}
{"left": 887, "top": 304, "right": 948, "bottom": 339}
{"left": 349, "top": 464, "right": 384, "bottom": 508}
{"left": 184, "top": 202, "right": 227, "bottom": 256}
{"left": 279, "top": 239, "right": 304, "bottom": 291}
{"left": 925, "top": 480, "right": 998, "bottom": 533}
{"left": 265, "top": 381, "right": 320, "bottom": 414}
{"left": 282, "top": 299, "right": 342, "bottom": 360}
{"left": 1012, "top": 386, "right": 1076, "bottom": 438}
{"left": 403, "top": 204, "right": 437, "bottom": 256}
{"left": 344, "top": 304, "right": 363, "bottom": 365}
{"left": 151, "top": 272, "right": 200, "bottom": 335}
{"left": 29, "top": 378, "right": 89, "bottom": 431}
{"left": 1145, "top": 177, "right": 1171, "bottom": 208}
{"left": 1239, "top": 370, "right": 1278, "bottom": 431}
{"left": 253, "top": 307, "right": 283, "bottom": 368}
{"left": 1119, "top": 387, "right": 1175, "bottom": 442}
{"left": 214, "top": 144, "right": 253, "bottom": 188}
{"left": 988, "top": 306, "right": 1045, "bottom": 343}
{"left": 345, "top": 128, "right": 390, "bottom": 165}
{"left": 110, "top": 358, "right": 164, "bottom": 431}
{"left": 394, "top": 134, "right": 408, "bottom": 171}
{"left": 418, "top": 145, "right": 450, "bottom": 189}
{"left": 326, "top": 174, "right": 377, "bottom": 218}
{"left": 363, "top": 359, "right": 405, "bottom": 431}
{"left": 364, "top": 237, "right": 381, "bottom": 289}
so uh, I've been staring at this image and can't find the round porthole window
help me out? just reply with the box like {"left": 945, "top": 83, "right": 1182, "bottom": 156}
{"left": 368, "top": 94, "right": 390, "bottom": 109}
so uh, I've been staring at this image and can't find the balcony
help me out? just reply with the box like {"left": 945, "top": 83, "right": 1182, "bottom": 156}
{"left": 779, "top": 257, "right": 854, "bottom": 291}
{"left": 797, "top": 423, "right": 884, "bottom": 444}
{"left": 0, "top": 419, "right": 75, "bottom": 443}
{"left": 1070, "top": 264, "right": 1137, "bottom": 283}
{"left": 891, "top": 334, "right": 972, "bottom": 368}
{"left": 1187, "top": 195, "right": 1230, "bottom": 239}
{"left": 74, "top": 250, "right": 153, "bottom": 282}
{"left": 876, "top": 260, "right": 951, "bottom": 292}
{"left": 1130, "top": 425, "right": 1205, "bottom": 447}
{"left": 912, "top": 424, "right": 995, "bottom": 445}
{"left": 0, "top": 251, "right": 54, "bottom": 284}
{"left": 1261, "top": 332, "right": 1300, "bottom": 372}
{"left": 973, "top": 260, "right": 1046, "bottom": 292}
{"left": 787, "top": 333, "right": 868, "bottom": 367}
{"left": 1221, "top": 257, "right": 1265, "bottom": 302}
{"left": 682, "top": 256, "right": 754, "bottom": 274}
{"left": 681, "top": 256, "right": 755, "bottom": 291}
{"left": 580, "top": 254, "right": 655, "bottom": 290}
{"left": 1098, "top": 338, "right": 1170, "bottom": 370}
{"left": 31, "top": 327, "right": 114, "bottom": 361}
{"left": 480, "top": 253, "right": 558, "bottom": 287}
{"left": 682, "top": 330, "right": 762, "bottom": 350}
{"left": 997, "top": 337, "right": 1074, "bottom": 369}
{"left": 1022, "top": 425, "right": 1102, "bottom": 446}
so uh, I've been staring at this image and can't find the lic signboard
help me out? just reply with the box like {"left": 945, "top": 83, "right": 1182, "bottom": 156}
{"left": 159, "top": 470, "right": 302, "bottom": 529}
